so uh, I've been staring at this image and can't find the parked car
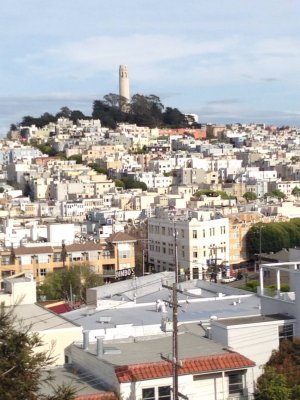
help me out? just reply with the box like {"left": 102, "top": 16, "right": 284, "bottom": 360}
{"left": 221, "top": 276, "right": 236, "bottom": 283}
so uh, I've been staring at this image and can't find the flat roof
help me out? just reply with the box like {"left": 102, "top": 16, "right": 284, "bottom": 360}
{"left": 213, "top": 314, "right": 296, "bottom": 327}
{"left": 13, "top": 304, "right": 81, "bottom": 332}
{"left": 39, "top": 367, "right": 111, "bottom": 397}
{"left": 81, "top": 325, "right": 228, "bottom": 365}
{"left": 63, "top": 294, "right": 261, "bottom": 331}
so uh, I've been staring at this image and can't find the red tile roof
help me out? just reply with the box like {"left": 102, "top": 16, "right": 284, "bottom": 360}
{"left": 106, "top": 232, "right": 136, "bottom": 243}
{"left": 75, "top": 393, "right": 117, "bottom": 400}
{"left": 115, "top": 353, "right": 255, "bottom": 383}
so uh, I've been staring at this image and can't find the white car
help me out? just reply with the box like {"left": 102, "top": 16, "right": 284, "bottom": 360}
{"left": 221, "top": 276, "right": 236, "bottom": 283}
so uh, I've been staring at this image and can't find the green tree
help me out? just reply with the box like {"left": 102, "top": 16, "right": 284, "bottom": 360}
{"left": 68, "top": 154, "right": 82, "bottom": 164}
{"left": 162, "top": 107, "right": 187, "bottom": 128}
{"left": 292, "top": 186, "right": 300, "bottom": 197}
{"left": 120, "top": 177, "right": 147, "bottom": 191}
{"left": 70, "top": 110, "right": 87, "bottom": 123}
{"left": 103, "top": 92, "right": 127, "bottom": 109}
{"left": 264, "top": 189, "right": 286, "bottom": 200}
{"left": 39, "top": 264, "right": 103, "bottom": 301}
{"left": 194, "top": 189, "right": 230, "bottom": 199}
{"left": 92, "top": 99, "right": 126, "bottom": 129}
{"left": 114, "top": 179, "right": 125, "bottom": 188}
{"left": 243, "top": 191, "right": 257, "bottom": 202}
{"left": 40, "top": 112, "right": 56, "bottom": 125}
{"left": 255, "top": 366, "right": 291, "bottom": 400}
{"left": 255, "top": 339, "right": 300, "bottom": 399}
{"left": 246, "top": 222, "right": 290, "bottom": 256}
{"left": 129, "top": 94, "right": 164, "bottom": 128}
{"left": 56, "top": 106, "right": 71, "bottom": 119}
{"left": 0, "top": 304, "right": 76, "bottom": 400}
{"left": 88, "top": 163, "right": 108, "bottom": 175}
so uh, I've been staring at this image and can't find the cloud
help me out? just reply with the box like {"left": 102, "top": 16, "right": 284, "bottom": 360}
{"left": 14, "top": 33, "right": 300, "bottom": 91}
{"left": 261, "top": 77, "right": 280, "bottom": 82}
{"left": 207, "top": 99, "right": 240, "bottom": 106}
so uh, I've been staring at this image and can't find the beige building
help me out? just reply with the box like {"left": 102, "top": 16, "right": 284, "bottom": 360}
{"left": 148, "top": 212, "right": 229, "bottom": 279}
{"left": 1, "top": 274, "right": 82, "bottom": 366}
{"left": 82, "top": 145, "right": 125, "bottom": 163}
{"left": 0, "top": 233, "right": 136, "bottom": 284}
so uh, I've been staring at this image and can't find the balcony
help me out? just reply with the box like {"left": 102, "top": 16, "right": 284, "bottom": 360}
{"left": 102, "top": 268, "right": 115, "bottom": 276}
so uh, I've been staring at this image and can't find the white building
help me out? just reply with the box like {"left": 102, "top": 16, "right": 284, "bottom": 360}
{"left": 66, "top": 328, "right": 255, "bottom": 400}
{"left": 135, "top": 172, "right": 173, "bottom": 189}
{"left": 148, "top": 211, "right": 229, "bottom": 279}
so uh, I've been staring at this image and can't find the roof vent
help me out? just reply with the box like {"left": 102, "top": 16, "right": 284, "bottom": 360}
{"left": 97, "top": 316, "right": 112, "bottom": 324}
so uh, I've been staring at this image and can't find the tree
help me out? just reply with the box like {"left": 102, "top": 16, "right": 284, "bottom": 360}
{"left": 40, "top": 112, "right": 56, "bottom": 125}
{"left": 114, "top": 179, "right": 125, "bottom": 188}
{"left": 56, "top": 106, "right": 71, "bottom": 119}
{"left": 103, "top": 92, "right": 126, "bottom": 109}
{"left": 39, "top": 264, "right": 104, "bottom": 301}
{"left": 246, "top": 222, "right": 290, "bottom": 256}
{"left": 243, "top": 191, "right": 257, "bottom": 202}
{"left": 88, "top": 163, "right": 108, "bottom": 175}
{"left": 68, "top": 154, "right": 82, "bottom": 164}
{"left": 292, "top": 186, "right": 300, "bottom": 197}
{"left": 255, "top": 366, "right": 291, "bottom": 400}
{"left": 129, "top": 94, "right": 164, "bottom": 128}
{"left": 255, "top": 339, "right": 300, "bottom": 399}
{"left": 264, "top": 189, "right": 286, "bottom": 200}
{"left": 70, "top": 110, "right": 87, "bottom": 123}
{"left": 0, "top": 304, "right": 76, "bottom": 400}
{"left": 246, "top": 220, "right": 300, "bottom": 257}
{"left": 120, "top": 177, "right": 147, "bottom": 191}
{"left": 162, "top": 107, "right": 187, "bottom": 127}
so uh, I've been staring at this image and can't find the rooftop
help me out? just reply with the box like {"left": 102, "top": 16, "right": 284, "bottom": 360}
{"left": 39, "top": 367, "right": 117, "bottom": 399}
{"left": 213, "top": 313, "right": 296, "bottom": 327}
{"left": 13, "top": 303, "right": 81, "bottom": 332}
{"left": 64, "top": 292, "right": 260, "bottom": 333}
{"left": 115, "top": 352, "right": 255, "bottom": 383}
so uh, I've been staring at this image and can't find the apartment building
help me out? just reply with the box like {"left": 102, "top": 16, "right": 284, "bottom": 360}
{"left": 0, "top": 232, "right": 136, "bottom": 284}
{"left": 148, "top": 210, "right": 229, "bottom": 279}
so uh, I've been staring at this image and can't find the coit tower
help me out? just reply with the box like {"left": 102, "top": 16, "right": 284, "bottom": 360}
{"left": 119, "top": 65, "right": 130, "bottom": 108}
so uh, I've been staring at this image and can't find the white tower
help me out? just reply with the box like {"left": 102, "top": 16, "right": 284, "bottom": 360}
{"left": 119, "top": 65, "right": 130, "bottom": 109}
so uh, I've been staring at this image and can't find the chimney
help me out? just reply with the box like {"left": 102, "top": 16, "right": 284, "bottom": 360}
{"left": 83, "top": 330, "right": 89, "bottom": 350}
{"left": 96, "top": 336, "right": 104, "bottom": 357}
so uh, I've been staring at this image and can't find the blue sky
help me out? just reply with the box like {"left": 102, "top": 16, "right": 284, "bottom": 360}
{"left": 1, "top": 0, "right": 300, "bottom": 135}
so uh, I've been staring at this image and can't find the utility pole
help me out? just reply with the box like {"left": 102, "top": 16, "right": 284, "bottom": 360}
{"left": 209, "top": 245, "right": 223, "bottom": 283}
{"left": 161, "top": 222, "right": 188, "bottom": 400}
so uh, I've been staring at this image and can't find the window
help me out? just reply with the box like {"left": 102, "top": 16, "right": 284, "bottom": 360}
{"left": 53, "top": 254, "right": 62, "bottom": 262}
{"left": 193, "top": 251, "right": 198, "bottom": 258}
{"left": 228, "top": 373, "right": 244, "bottom": 394}
{"left": 119, "top": 250, "right": 130, "bottom": 258}
{"left": 39, "top": 268, "right": 47, "bottom": 276}
{"left": 142, "top": 386, "right": 171, "bottom": 400}
{"left": 37, "top": 254, "right": 49, "bottom": 264}
{"left": 192, "top": 230, "right": 197, "bottom": 239}
{"left": 279, "top": 324, "right": 294, "bottom": 342}
{"left": 142, "top": 388, "right": 155, "bottom": 400}
{"left": 1, "top": 256, "right": 12, "bottom": 265}
{"left": 158, "top": 386, "right": 171, "bottom": 400}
